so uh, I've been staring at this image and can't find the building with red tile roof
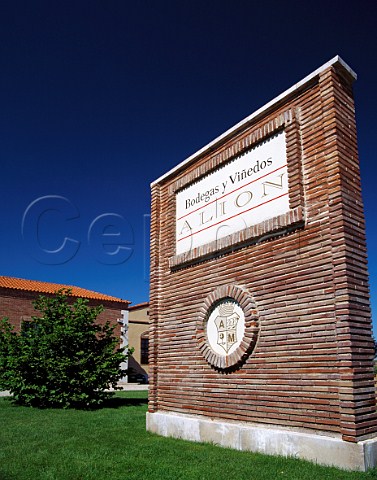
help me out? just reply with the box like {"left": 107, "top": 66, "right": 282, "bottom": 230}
{"left": 0, "top": 276, "right": 130, "bottom": 303}
{"left": 0, "top": 276, "right": 130, "bottom": 339}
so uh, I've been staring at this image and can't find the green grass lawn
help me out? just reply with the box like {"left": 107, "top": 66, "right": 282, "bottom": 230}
{"left": 0, "top": 391, "right": 376, "bottom": 480}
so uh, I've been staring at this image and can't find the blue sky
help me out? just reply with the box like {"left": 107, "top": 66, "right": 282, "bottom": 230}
{"left": 1, "top": 1, "right": 376, "bottom": 331}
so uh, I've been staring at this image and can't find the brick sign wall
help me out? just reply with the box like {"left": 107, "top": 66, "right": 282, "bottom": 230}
{"left": 147, "top": 57, "right": 377, "bottom": 470}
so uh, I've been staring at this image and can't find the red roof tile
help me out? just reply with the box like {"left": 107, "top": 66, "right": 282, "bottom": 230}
{"left": 0, "top": 276, "right": 130, "bottom": 304}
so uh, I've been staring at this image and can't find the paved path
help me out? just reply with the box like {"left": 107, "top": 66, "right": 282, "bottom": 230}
{"left": 112, "top": 384, "right": 149, "bottom": 391}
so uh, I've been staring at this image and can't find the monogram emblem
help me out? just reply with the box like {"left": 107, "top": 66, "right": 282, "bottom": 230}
{"left": 214, "top": 302, "right": 239, "bottom": 354}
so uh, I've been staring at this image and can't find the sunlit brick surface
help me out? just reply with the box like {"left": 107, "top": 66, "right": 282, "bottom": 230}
{"left": 149, "top": 59, "right": 377, "bottom": 443}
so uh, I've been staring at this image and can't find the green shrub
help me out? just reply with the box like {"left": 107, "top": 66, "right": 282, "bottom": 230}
{"left": 0, "top": 289, "right": 129, "bottom": 408}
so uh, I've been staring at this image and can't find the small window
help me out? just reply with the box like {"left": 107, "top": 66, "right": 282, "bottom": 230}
{"left": 140, "top": 332, "right": 149, "bottom": 364}
{"left": 20, "top": 316, "right": 32, "bottom": 329}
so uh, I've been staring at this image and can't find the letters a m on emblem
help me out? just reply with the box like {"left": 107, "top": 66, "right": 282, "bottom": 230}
{"left": 199, "top": 286, "right": 259, "bottom": 370}
{"left": 214, "top": 302, "right": 239, "bottom": 353}
{"left": 206, "top": 298, "right": 245, "bottom": 358}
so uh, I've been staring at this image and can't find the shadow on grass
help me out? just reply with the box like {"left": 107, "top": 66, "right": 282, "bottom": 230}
{"left": 1, "top": 392, "right": 148, "bottom": 410}
{"left": 102, "top": 395, "right": 148, "bottom": 409}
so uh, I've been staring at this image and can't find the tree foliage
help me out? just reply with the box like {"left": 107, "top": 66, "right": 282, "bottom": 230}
{"left": 0, "top": 290, "right": 128, "bottom": 408}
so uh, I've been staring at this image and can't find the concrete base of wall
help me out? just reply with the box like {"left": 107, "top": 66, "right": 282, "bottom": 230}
{"left": 146, "top": 411, "right": 377, "bottom": 471}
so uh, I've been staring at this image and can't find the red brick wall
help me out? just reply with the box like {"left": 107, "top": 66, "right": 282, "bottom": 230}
{"left": 0, "top": 288, "right": 123, "bottom": 339}
{"left": 149, "top": 63, "right": 377, "bottom": 443}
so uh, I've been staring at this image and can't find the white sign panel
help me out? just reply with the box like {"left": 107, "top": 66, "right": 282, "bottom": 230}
{"left": 176, "top": 131, "right": 289, "bottom": 255}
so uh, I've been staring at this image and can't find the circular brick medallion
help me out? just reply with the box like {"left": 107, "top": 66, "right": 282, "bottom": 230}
{"left": 197, "top": 285, "right": 259, "bottom": 370}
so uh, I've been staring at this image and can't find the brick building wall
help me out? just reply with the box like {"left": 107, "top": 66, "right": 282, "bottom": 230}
{"left": 0, "top": 283, "right": 129, "bottom": 340}
{"left": 148, "top": 57, "right": 377, "bottom": 446}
